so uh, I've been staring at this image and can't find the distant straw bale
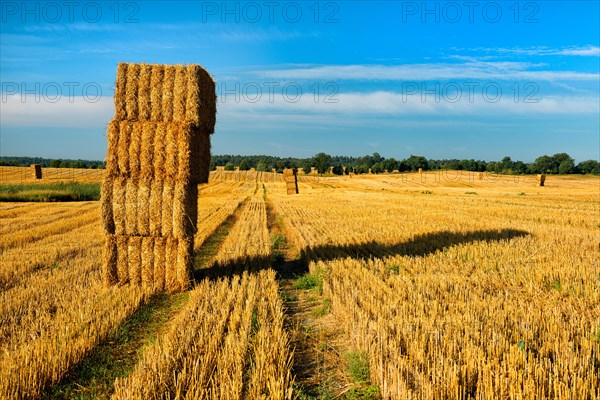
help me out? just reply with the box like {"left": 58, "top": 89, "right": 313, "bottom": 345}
{"left": 538, "top": 174, "right": 546, "bottom": 187}
{"left": 30, "top": 164, "right": 42, "bottom": 179}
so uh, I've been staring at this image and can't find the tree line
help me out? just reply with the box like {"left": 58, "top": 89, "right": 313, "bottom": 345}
{"left": 212, "top": 152, "right": 599, "bottom": 175}
{"left": 1, "top": 153, "right": 598, "bottom": 175}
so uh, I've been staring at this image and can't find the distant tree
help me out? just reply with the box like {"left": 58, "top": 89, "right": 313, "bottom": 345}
{"left": 239, "top": 159, "right": 250, "bottom": 171}
{"left": 256, "top": 159, "right": 267, "bottom": 172}
{"left": 355, "top": 164, "right": 369, "bottom": 174}
{"left": 344, "top": 166, "right": 353, "bottom": 175}
{"left": 382, "top": 157, "right": 399, "bottom": 172}
{"left": 576, "top": 160, "right": 599, "bottom": 175}
{"left": 300, "top": 159, "right": 313, "bottom": 174}
{"left": 224, "top": 162, "right": 235, "bottom": 171}
{"left": 371, "top": 152, "right": 383, "bottom": 164}
{"left": 313, "top": 153, "right": 332, "bottom": 174}
{"left": 371, "top": 162, "right": 384, "bottom": 174}
{"left": 532, "top": 155, "right": 555, "bottom": 174}
{"left": 50, "top": 159, "right": 61, "bottom": 168}
{"left": 210, "top": 159, "right": 216, "bottom": 171}
{"left": 404, "top": 155, "right": 428, "bottom": 171}
{"left": 332, "top": 165, "right": 344, "bottom": 175}
{"left": 558, "top": 159, "right": 575, "bottom": 175}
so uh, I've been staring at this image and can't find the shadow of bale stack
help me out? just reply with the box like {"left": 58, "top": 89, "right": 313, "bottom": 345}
{"left": 102, "top": 62, "right": 216, "bottom": 292}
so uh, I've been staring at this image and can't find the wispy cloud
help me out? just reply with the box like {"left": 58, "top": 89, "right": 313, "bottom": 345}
{"left": 454, "top": 45, "right": 600, "bottom": 57}
{"left": 256, "top": 62, "right": 599, "bottom": 82}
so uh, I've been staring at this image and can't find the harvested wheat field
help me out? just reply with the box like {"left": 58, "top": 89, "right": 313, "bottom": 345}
{"left": 0, "top": 172, "right": 598, "bottom": 399}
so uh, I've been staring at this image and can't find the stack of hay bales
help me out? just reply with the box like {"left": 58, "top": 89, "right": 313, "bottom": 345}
{"left": 101, "top": 62, "right": 216, "bottom": 292}
{"left": 283, "top": 168, "right": 298, "bottom": 195}
{"left": 31, "top": 164, "right": 42, "bottom": 179}
{"left": 537, "top": 174, "right": 546, "bottom": 187}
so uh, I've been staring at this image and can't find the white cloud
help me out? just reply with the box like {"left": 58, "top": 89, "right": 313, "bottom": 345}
{"left": 0, "top": 95, "right": 113, "bottom": 127}
{"left": 218, "top": 91, "right": 599, "bottom": 116}
{"left": 256, "top": 62, "right": 599, "bottom": 82}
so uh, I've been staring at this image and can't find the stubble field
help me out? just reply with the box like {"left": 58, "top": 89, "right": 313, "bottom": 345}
{"left": 0, "top": 168, "right": 598, "bottom": 399}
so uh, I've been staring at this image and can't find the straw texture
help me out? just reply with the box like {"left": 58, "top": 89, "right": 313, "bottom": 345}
{"left": 102, "top": 62, "right": 216, "bottom": 292}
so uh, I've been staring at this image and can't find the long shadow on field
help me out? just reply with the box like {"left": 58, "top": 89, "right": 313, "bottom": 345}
{"left": 192, "top": 228, "right": 528, "bottom": 282}
{"left": 301, "top": 228, "right": 529, "bottom": 263}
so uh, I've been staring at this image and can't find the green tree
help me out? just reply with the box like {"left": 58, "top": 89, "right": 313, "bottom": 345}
{"left": 577, "top": 160, "right": 599, "bottom": 175}
{"left": 533, "top": 155, "right": 556, "bottom": 174}
{"left": 404, "top": 155, "right": 428, "bottom": 171}
{"left": 256, "top": 159, "right": 267, "bottom": 172}
{"left": 371, "top": 162, "right": 384, "bottom": 174}
{"left": 332, "top": 165, "right": 344, "bottom": 175}
{"left": 313, "top": 152, "right": 332, "bottom": 174}
{"left": 355, "top": 164, "right": 369, "bottom": 174}
{"left": 300, "top": 159, "right": 313, "bottom": 174}
{"left": 224, "top": 162, "right": 235, "bottom": 171}
{"left": 239, "top": 159, "right": 249, "bottom": 171}
{"left": 50, "top": 159, "right": 61, "bottom": 168}
{"left": 558, "top": 159, "right": 575, "bottom": 174}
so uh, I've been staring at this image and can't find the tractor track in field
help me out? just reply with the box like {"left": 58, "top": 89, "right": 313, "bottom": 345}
{"left": 264, "top": 188, "right": 361, "bottom": 399}
{"left": 42, "top": 197, "right": 249, "bottom": 400}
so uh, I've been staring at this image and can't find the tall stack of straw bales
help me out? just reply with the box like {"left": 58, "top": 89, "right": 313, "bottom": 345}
{"left": 102, "top": 62, "right": 216, "bottom": 292}
{"left": 283, "top": 168, "right": 298, "bottom": 195}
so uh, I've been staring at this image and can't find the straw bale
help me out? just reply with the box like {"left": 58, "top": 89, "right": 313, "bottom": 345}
{"left": 117, "top": 122, "right": 132, "bottom": 176}
{"left": 173, "top": 181, "right": 198, "bottom": 238}
{"left": 150, "top": 65, "right": 164, "bottom": 121}
{"left": 173, "top": 65, "right": 188, "bottom": 122}
{"left": 103, "top": 235, "right": 118, "bottom": 285}
{"left": 153, "top": 236, "right": 167, "bottom": 291}
{"left": 125, "top": 180, "right": 138, "bottom": 235}
{"left": 177, "top": 123, "right": 193, "bottom": 181}
{"left": 165, "top": 237, "right": 178, "bottom": 292}
{"left": 141, "top": 237, "right": 154, "bottom": 290}
{"left": 116, "top": 235, "right": 129, "bottom": 285}
{"left": 195, "top": 65, "right": 217, "bottom": 133}
{"left": 175, "top": 237, "right": 192, "bottom": 291}
{"left": 125, "top": 63, "right": 140, "bottom": 120}
{"left": 153, "top": 124, "right": 167, "bottom": 179}
{"left": 164, "top": 123, "right": 179, "bottom": 179}
{"left": 149, "top": 179, "right": 164, "bottom": 236}
{"left": 112, "top": 177, "right": 127, "bottom": 235}
{"left": 538, "top": 174, "right": 546, "bottom": 187}
{"left": 137, "top": 178, "right": 151, "bottom": 236}
{"left": 140, "top": 123, "right": 155, "bottom": 179}
{"left": 128, "top": 236, "right": 142, "bottom": 286}
{"left": 129, "top": 123, "right": 142, "bottom": 179}
{"left": 105, "top": 120, "right": 120, "bottom": 176}
{"left": 138, "top": 64, "right": 152, "bottom": 120}
{"left": 114, "top": 63, "right": 128, "bottom": 120}
{"left": 100, "top": 176, "right": 115, "bottom": 234}
{"left": 30, "top": 164, "right": 42, "bottom": 179}
{"left": 161, "top": 182, "right": 174, "bottom": 236}
{"left": 161, "top": 66, "right": 175, "bottom": 122}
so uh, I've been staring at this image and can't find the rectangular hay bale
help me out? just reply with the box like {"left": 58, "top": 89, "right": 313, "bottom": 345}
{"left": 153, "top": 237, "right": 167, "bottom": 291}
{"left": 103, "top": 235, "right": 118, "bottom": 285}
{"left": 141, "top": 236, "right": 155, "bottom": 290}
{"left": 128, "top": 236, "right": 143, "bottom": 286}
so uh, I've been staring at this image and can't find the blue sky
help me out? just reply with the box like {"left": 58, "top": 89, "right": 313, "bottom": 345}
{"left": 1, "top": 0, "right": 599, "bottom": 162}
